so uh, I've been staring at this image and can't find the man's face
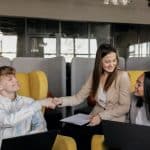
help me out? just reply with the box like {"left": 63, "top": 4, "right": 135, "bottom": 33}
{"left": 0, "top": 74, "right": 20, "bottom": 93}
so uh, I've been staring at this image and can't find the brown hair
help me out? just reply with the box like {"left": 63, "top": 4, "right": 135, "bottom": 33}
{"left": 91, "top": 43, "right": 119, "bottom": 98}
{"left": 0, "top": 66, "right": 16, "bottom": 77}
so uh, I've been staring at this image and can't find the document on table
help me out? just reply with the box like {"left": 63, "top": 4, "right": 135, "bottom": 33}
{"left": 60, "top": 113, "right": 90, "bottom": 126}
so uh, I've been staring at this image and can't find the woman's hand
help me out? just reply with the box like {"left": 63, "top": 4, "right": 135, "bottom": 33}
{"left": 88, "top": 114, "right": 101, "bottom": 126}
{"left": 52, "top": 97, "right": 63, "bottom": 106}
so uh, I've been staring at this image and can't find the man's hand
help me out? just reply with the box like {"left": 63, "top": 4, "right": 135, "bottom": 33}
{"left": 39, "top": 98, "right": 56, "bottom": 109}
{"left": 52, "top": 97, "right": 63, "bottom": 106}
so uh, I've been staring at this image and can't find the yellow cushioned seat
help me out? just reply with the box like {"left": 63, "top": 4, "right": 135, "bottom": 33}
{"left": 52, "top": 135, "right": 77, "bottom": 150}
{"left": 91, "top": 135, "right": 105, "bottom": 150}
{"left": 16, "top": 71, "right": 48, "bottom": 100}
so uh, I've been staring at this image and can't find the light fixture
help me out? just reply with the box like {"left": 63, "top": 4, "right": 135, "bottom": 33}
{"left": 103, "top": 0, "right": 132, "bottom": 6}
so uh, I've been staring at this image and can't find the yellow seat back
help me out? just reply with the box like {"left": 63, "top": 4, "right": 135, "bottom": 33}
{"left": 16, "top": 73, "right": 30, "bottom": 97}
{"left": 16, "top": 71, "right": 48, "bottom": 100}
{"left": 29, "top": 71, "right": 48, "bottom": 100}
{"left": 52, "top": 135, "right": 77, "bottom": 150}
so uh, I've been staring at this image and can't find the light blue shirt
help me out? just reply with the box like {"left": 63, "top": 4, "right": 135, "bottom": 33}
{"left": 0, "top": 95, "right": 47, "bottom": 147}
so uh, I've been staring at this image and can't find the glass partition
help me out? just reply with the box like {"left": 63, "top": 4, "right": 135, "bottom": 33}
{"left": 0, "top": 16, "right": 150, "bottom": 61}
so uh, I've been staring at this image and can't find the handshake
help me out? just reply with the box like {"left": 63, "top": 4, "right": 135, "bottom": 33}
{"left": 39, "top": 97, "right": 63, "bottom": 109}
{"left": 39, "top": 97, "right": 102, "bottom": 126}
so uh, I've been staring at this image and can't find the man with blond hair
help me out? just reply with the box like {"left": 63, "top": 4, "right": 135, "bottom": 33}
{"left": 0, "top": 66, "right": 56, "bottom": 147}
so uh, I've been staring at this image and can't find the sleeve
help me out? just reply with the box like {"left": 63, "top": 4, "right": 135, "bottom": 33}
{"left": 59, "top": 74, "right": 93, "bottom": 107}
{"left": 30, "top": 111, "right": 47, "bottom": 133}
{"left": 99, "top": 71, "right": 131, "bottom": 120}
{"left": 0, "top": 101, "right": 42, "bottom": 127}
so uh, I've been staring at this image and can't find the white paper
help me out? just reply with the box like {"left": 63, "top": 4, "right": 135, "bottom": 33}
{"left": 60, "top": 113, "right": 90, "bottom": 126}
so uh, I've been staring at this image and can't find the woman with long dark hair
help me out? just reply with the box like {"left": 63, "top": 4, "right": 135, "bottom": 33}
{"left": 53, "top": 43, "right": 131, "bottom": 150}
{"left": 130, "top": 72, "right": 150, "bottom": 125}
{"left": 54, "top": 43, "right": 130, "bottom": 125}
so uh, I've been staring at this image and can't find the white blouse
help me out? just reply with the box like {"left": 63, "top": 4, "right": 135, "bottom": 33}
{"left": 136, "top": 105, "right": 150, "bottom": 126}
{"left": 97, "top": 86, "right": 107, "bottom": 108}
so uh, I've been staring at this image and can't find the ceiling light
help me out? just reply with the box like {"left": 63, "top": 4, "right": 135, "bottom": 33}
{"left": 103, "top": 0, "right": 132, "bottom": 6}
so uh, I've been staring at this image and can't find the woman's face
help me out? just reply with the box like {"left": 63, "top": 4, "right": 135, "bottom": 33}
{"left": 102, "top": 52, "right": 117, "bottom": 73}
{"left": 134, "top": 74, "right": 144, "bottom": 97}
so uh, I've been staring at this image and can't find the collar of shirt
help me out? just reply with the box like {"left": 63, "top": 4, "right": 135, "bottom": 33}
{"left": 0, "top": 95, "right": 21, "bottom": 105}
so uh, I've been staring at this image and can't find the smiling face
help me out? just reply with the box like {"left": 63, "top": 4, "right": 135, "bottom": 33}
{"left": 0, "top": 74, "right": 20, "bottom": 94}
{"left": 134, "top": 74, "right": 144, "bottom": 97}
{"left": 101, "top": 52, "right": 118, "bottom": 73}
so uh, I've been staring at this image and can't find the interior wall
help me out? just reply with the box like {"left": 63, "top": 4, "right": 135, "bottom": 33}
{"left": 0, "top": 0, "right": 149, "bottom": 24}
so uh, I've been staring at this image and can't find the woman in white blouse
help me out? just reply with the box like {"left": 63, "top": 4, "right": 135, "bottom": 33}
{"left": 130, "top": 71, "right": 150, "bottom": 126}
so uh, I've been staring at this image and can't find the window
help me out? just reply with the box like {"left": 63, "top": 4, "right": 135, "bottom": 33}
{"left": 75, "top": 38, "right": 88, "bottom": 54}
{"left": 60, "top": 37, "right": 97, "bottom": 62}
{"left": 61, "top": 21, "right": 90, "bottom": 62}
{"left": 43, "top": 38, "right": 57, "bottom": 58}
{"left": 129, "top": 42, "right": 150, "bottom": 57}
{"left": 90, "top": 38, "right": 97, "bottom": 55}
{"left": 28, "top": 37, "right": 57, "bottom": 57}
{"left": 61, "top": 38, "right": 74, "bottom": 62}
{"left": 0, "top": 34, "right": 17, "bottom": 59}
{"left": 61, "top": 38, "right": 74, "bottom": 54}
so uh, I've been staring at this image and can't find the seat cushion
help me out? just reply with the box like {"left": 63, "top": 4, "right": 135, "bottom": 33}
{"left": 52, "top": 135, "right": 77, "bottom": 150}
{"left": 91, "top": 135, "right": 105, "bottom": 150}
{"left": 16, "top": 73, "right": 30, "bottom": 97}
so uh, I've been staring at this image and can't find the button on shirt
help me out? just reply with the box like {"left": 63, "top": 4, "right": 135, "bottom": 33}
{"left": 0, "top": 95, "right": 47, "bottom": 147}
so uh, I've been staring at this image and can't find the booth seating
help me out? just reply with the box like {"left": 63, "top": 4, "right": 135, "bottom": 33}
{"left": 12, "top": 56, "right": 66, "bottom": 98}
{"left": 0, "top": 56, "right": 66, "bottom": 98}
{"left": 126, "top": 57, "right": 150, "bottom": 70}
{"left": 1, "top": 56, "right": 150, "bottom": 150}
{"left": 0, "top": 57, "right": 11, "bottom": 66}
{"left": 0, "top": 56, "right": 67, "bottom": 130}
